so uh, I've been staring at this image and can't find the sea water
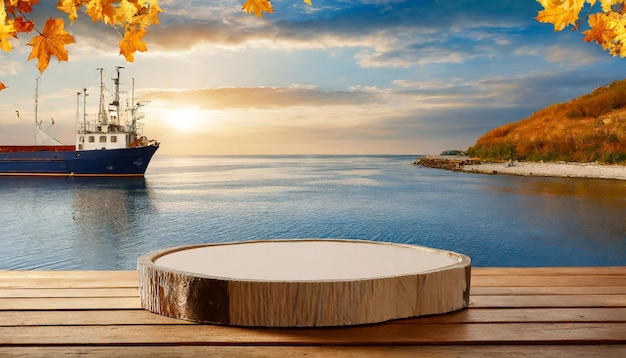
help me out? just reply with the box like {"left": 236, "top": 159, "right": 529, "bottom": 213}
{"left": 0, "top": 155, "right": 624, "bottom": 269}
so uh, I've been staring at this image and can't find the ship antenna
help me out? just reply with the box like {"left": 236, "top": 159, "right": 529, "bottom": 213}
{"left": 83, "top": 88, "right": 88, "bottom": 131}
{"left": 97, "top": 68, "right": 107, "bottom": 125}
{"left": 131, "top": 76, "right": 136, "bottom": 132}
{"left": 76, "top": 91, "right": 81, "bottom": 132}
{"left": 34, "top": 77, "right": 39, "bottom": 143}
{"left": 112, "top": 66, "right": 124, "bottom": 124}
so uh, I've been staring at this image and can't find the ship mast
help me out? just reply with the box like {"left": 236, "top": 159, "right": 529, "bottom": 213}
{"left": 75, "top": 91, "right": 81, "bottom": 132}
{"left": 97, "top": 68, "right": 107, "bottom": 125}
{"left": 34, "top": 78, "right": 39, "bottom": 143}
{"left": 112, "top": 66, "right": 124, "bottom": 125}
{"left": 83, "top": 88, "right": 88, "bottom": 132}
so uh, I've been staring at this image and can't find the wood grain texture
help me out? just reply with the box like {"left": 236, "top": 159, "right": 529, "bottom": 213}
{"left": 1, "top": 346, "right": 625, "bottom": 358}
{"left": 137, "top": 240, "right": 471, "bottom": 327}
{"left": 2, "top": 322, "right": 626, "bottom": 345}
{"left": 0, "top": 266, "right": 624, "bottom": 356}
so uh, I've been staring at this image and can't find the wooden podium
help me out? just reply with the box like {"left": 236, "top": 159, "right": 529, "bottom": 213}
{"left": 138, "top": 239, "right": 471, "bottom": 327}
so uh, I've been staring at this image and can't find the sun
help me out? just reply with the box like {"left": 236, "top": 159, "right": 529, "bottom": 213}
{"left": 165, "top": 107, "right": 204, "bottom": 132}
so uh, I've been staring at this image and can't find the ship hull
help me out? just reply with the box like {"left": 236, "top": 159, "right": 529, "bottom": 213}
{"left": 0, "top": 145, "right": 159, "bottom": 177}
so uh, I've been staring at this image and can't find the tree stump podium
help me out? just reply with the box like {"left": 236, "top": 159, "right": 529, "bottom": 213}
{"left": 137, "top": 239, "right": 471, "bottom": 327}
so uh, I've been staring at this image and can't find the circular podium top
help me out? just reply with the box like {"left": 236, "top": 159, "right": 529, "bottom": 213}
{"left": 153, "top": 239, "right": 463, "bottom": 281}
{"left": 138, "top": 239, "right": 471, "bottom": 327}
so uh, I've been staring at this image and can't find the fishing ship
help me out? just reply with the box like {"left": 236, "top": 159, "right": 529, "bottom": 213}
{"left": 0, "top": 67, "right": 159, "bottom": 177}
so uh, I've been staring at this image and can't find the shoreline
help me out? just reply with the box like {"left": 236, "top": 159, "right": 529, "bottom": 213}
{"left": 414, "top": 156, "right": 626, "bottom": 180}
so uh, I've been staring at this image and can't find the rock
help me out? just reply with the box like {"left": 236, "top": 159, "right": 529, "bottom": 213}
{"left": 413, "top": 156, "right": 482, "bottom": 171}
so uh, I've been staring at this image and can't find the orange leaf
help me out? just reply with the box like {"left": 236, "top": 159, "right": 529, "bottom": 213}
{"left": 85, "top": 0, "right": 117, "bottom": 24}
{"left": 119, "top": 27, "right": 147, "bottom": 62}
{"left": 0, "top": 19, "right": 17, "bottom": 52}
{"left": 13, "top": 16, "right": 34, "bottom": 33}
{"left": 5, "top": 0, "right": 40, "bottom": 15}
{"left": 242, "top": 0, "right": 274, "bottom": 17}
{"left": 57, "top": 0, "right": 80, "bottom": 23}
{"left": 27, "top": 17, "right": 75, "bottom": 73}
{"left": 0, "top": 82, "right": 6, "bottom": 91}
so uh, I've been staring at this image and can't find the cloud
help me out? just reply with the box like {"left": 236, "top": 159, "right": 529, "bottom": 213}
{"left": 134, "top": 1, "right": 547, "bottom": 69}
{"left": 0, "top": 58, "right": 22, "bottom": 76}
{"left": 141, "top": 86, "right": 383, "bottom": 109}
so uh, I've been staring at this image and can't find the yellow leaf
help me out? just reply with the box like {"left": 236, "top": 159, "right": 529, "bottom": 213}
{"left": 0, "top": 21, "right": 16, "bottom": 52}
{"left": 304, "top": 0, "right": 312, "bottom": 5}
{"left": 57, "top": 0, "right": 81, "bottom": 23}
{"left": 137, "top": 0, "right": 162, "bottom": 26}
{"left": 600, "top": 0, "right": 622, "bottom": 12}
{"left": 242, "top": 0, "right": 273, "bottom": 17}
{"left": 115, "top": 0, "right": 140, "bottom": 25}
{"left": 0, "top": 1, "right": 16, "bottom": 52}
{"left": 119, "top": 27, "right": 146, "bottom": 62}
{"left": 85, "top": 0, "right": 117, "bottom": 24}
{"left": 535, "top": 0, "right": 587, "bottom": 31}
{"left": 27, "top": 17, "right": 75, "bottom": 73}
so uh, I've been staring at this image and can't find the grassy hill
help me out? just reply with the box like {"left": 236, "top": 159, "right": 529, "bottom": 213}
{"left": 468, "top": 79, "right": 626, "bottom": 164}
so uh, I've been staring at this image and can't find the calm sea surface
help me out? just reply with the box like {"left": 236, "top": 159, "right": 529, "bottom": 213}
{"left": 0, "top": 155, "right": 624, "bottom": 269}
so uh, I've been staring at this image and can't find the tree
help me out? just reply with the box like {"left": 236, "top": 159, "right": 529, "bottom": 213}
{"left": 0, "top": 0, "right": 311, "bottom": 91}
{"left": 536, "top": 0, "right": 626, "bottom": 57}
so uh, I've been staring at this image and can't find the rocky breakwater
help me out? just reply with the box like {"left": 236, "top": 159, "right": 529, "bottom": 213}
{"left": 413, "top": 155, "right": 482, "bottom": 171}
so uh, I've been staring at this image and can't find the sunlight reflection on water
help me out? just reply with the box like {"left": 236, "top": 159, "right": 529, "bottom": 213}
{"left": 1, "top": 155, "right": 624, "bottom": 269}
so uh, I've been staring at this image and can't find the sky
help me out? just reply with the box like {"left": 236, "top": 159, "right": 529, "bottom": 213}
{"left": 1, "top": 0, "right": 625, "bottom": 155}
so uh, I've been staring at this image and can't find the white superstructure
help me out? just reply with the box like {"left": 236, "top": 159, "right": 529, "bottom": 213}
{"left": 75, "top": 67, "right": 152, "bottom": 151}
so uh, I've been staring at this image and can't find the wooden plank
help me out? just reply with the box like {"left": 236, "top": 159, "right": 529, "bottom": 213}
{"left": 2, "top": 307, "right": 625, "bottom": 327}
{"left": 0, "top": 297, "right": 141, "bottom": 310}
{"left": 408, "top": 307, "right": 626, "bottom": 324}
{"left": 0, "top": 287, "right": 139, "bottom": 298}
{"left": 0, "top": 271, "right": 138, "bottom": 289}
{"left": 0, "top": 267, "right": 622, "bottom": 282}
{"left": 470, "top": 294, "right": 626, "bottom": 308}
{"left": 9, "top": 293, "right": 623, "bottom": 312}
{"left": 5, "top": 274, "right": 622, "bottom": 289}
{"left": 0, "top": 310, "right": 185, "bottom": 326}
{"left": 10, "top": 285, "right": 626, "bottom": 299}
{"left": 472, "top": 286, "right": 626, "bottom": 295}
{"left": 0, "top": 279, "right": 138, "bottom": 289}
{"left": 0, "top": 345, "right": 625, "bottom": 358}
{"left": 1, "top": 323, "right": 626, "bottom": 345}
{"left": 472, "top": 267, "right": 626, "bottom": 276}
{"left": 0, "top": 270, "right": 137, "bottom": 279}
{"left": 4, "top": 285, "right": 625, "bottom": 299}
{"left": 1, "top": 269, "right": 624, "bottom": 289}
{"left": 471, "top": 275, "right": 626, "bottom": 287}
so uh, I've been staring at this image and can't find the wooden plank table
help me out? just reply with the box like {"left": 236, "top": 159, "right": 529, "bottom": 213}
{"left": 0, "top": 267, "right": 625, "bottom": 357}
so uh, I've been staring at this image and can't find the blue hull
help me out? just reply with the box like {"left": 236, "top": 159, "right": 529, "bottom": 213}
{"left": 0, "top": 145, "right": 159, "bottom": 176}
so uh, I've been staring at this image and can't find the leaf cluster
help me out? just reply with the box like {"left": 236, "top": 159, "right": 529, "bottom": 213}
{"left": 468, "top": 80, "right": 626, "bottom": 164}
{"left": 1, "top": 0, "right": 162, "bottom": 90}
{"left": 536, "top": 0, "right": 626, "bottom": 56}
{"left": 1, "top": 0, "right": 314, "bottom": 91}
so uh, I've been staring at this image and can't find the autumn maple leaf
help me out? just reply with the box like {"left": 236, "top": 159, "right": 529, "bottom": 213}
{"left": 119, "top": 27, "right": 147, "bottom": 62}
{"left": 57, "top": 0, "right": 80, "bottom": 23}
{"left": 0, "top": 82, "right": 6, "bottom": 91}
{"left": 27, "top": 17, "right": 75, "bottom": 73}
{"left": 242, "top": 0, "right": 274, "bottom": 17}
{"left": 536, "top": 0, "right": 587, "bottom": 31}
{"left": 13, "top": 16, "right": 34, "bottom": 33}
{"left": 0, "top": 21, "right": 16, "bottom": 52}
{"left": 584, "top": 13, "right": 612, "bottom": 44}
{"left": 5, "top": 0, "right": 40, "bottom": 15}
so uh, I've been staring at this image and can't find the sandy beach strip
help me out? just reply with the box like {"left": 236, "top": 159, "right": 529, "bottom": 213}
{"left": 462, "top": 161, "right": 626, "bottom": 180}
